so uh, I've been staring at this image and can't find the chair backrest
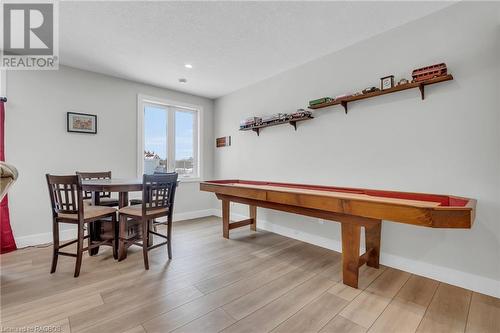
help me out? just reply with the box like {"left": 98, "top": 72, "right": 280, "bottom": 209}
{"left": 153, "top": 171, "right": 170, "bottom": 175}
{"left": 154, "top": 171, "right": 181, "bottom": 186}
{"left": 76, "top": 171, "right": 112, "bottom": 199}
{"left": 142, "top": 173, "right": 178, "bottom": 217}
{"left": 46, "top": 174, "right": 83, "bottom": 218}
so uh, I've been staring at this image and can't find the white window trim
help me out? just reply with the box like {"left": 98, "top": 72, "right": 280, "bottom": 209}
{"left": 137, "top": 94, "right": 203, "bottom": 182}
{"left": 0, "top": 70, "right": 6, "bottom": 97}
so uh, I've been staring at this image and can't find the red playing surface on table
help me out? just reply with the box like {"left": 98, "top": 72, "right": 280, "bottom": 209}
{"left": 206, "top": 180, "right": 469, "bottom": 207}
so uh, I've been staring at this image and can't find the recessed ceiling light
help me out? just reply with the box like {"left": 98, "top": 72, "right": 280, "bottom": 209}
{"left": 179, "top": 78, "right": 187, "bottom": 84}
{"left": 184, "top": 64, "right": 193, "bottom": 69}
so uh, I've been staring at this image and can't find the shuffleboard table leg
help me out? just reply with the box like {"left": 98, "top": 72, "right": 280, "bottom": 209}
{"left": 249, "top": 205, "right": 257, "bottom": 231}
{"left": 222, "top": 199, "right": 230, "bottom": 239}
{"left": 341, "top": 222, "right": 361, "bottom": 288}
{"left": 365, "top": 221, "right": 381, "bottom": 268}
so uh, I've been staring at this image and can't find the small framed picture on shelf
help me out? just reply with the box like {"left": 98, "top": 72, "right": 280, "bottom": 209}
{"left": 380, "top": 75, "right": 394, "bottom": 90}
{"left": 67, "top": 112, "right": 97, "bottom": 134}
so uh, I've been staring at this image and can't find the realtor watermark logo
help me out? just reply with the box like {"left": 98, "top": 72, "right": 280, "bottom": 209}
{"left": 1, "top": 0, "right": 59, "bottom": 70}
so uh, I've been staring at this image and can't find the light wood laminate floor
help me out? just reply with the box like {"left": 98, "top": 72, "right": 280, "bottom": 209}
{"left": 1, "top": 217, "right": 499, "bottom": 333}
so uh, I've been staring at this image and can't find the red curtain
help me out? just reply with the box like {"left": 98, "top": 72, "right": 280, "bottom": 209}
{"left": 0, "top": 101, "right": 17, "bottom": 253}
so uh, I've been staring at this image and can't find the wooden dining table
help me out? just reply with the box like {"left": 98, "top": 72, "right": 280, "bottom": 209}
{"left": 81, "top": 178, "right": 143, "bottom": 260}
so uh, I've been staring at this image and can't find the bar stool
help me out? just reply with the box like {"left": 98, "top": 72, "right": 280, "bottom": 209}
{"left": 76, "top": 171, "right": 119, "bottom": 207}
{"left": 118, "top": 173, "right": 178, "bottom": 269}
{"left": 46, "top": 174, "right": 117, "bottom": 277}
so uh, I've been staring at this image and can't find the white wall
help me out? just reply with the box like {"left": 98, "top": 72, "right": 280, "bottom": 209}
{"left": 5, "top": 66, "right": 215, "bottom": 243}
{"left": 214, "top": 2, "right": 500, "bottom": 296}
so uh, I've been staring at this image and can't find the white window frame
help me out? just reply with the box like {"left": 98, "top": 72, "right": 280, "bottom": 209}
{"left": 0, "top": 70, "right": 6, "bottom": 97}
{"left": 137, "top": 94, "right": 203, "bottom": 181}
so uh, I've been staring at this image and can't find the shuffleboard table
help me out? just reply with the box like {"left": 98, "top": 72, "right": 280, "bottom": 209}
{"left": 200, "top": 180, "right": 476, "bottom": 288}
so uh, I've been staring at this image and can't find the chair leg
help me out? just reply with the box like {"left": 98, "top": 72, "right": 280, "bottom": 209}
{"left": 112, "top": 215, "right": 118, "bottom": 260}
{"left": 74, "top": 224, "right": 84, "bottom": 278}
{"left": 142, "top": 219, "right": 149, "bottom": 270}
{"left": 167, "top": 216, "right": 173, "bottom": 260}
{"left": 50, "top": 219, "right": 59, "bottom": 273}
{"left": 146, "top": 219, "right": 151, "bottom": 247}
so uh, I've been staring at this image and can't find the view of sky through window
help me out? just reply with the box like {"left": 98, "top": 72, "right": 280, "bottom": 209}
{"left": 175, "top": 110, "right": 194, "bottom": 160}
{"left": 144, "top": 106, "right": 194, "bottom": 160}
{"left": 144, "top": 105, "right": 167, "bottom": 159}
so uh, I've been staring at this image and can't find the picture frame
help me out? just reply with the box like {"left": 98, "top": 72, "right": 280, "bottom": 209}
{"left": 380, "top": 75, "right": 395, "bottom": 90}
{"left": 216, "top": 136, "right": 231, "bottom": 148}
{"left": 67, "top": 112, "right": 97, "bottom": 134}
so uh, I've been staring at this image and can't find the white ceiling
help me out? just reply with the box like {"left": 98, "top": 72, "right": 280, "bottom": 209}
{"left": 60, "top": 1, "right": 453, "bottom": 99}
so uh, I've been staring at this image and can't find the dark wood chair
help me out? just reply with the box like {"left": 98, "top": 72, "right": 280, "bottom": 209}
{"left": 76, "top": 171, "right": 119, "bottom": 207}
{"left": 129, "top": 171, "right": 176, "bottom": 206}
{"left": 46, "top": 174, "right": 118, "bottom": 277}
{"left": 118, "top": 173, "right": 178, "bottom": 269}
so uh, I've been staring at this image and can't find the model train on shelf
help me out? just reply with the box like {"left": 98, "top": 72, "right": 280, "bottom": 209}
{"left": 239, "top": 109, "right": 312, "bottom": 130}
{"left": 412, "top": 63, "right": 447, "bottom": 82}
{"left": 290, "top": 109, "right": 312, "bottom": 119}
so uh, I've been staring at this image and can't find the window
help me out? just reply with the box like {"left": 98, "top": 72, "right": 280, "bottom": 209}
{"left": 138, "top": 95, "right": 201, "bottom": 179}
{"left": 143, "top": 104, "right": 168, "bottom": 174}
{"left": 175, "top": 109, "right": 196, "bottom": 177}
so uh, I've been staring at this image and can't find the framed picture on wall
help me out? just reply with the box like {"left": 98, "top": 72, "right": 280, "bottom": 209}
{"left": 67, "top": 112, "right": 97, "bottom": 134}
{"left": 216, "top": 136, "right": 231, "bottom": 148}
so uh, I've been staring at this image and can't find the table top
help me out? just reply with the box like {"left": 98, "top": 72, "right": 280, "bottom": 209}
{"left": 201, "top": 180, "right": 475, "bottom": 209}
{"left": 82, "top": 178, "right": 142, "bottom": 185}
{"left": 227, "top": 182, "right": 442, "bottom": 208}
{"left": 82, "top": 178, "right": 143, "bottom": 192}
{"left": 201, "top": 179, "right": 476, "bottom": 228}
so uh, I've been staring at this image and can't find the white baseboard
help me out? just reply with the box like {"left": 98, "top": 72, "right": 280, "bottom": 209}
{"left": 14, "top": 208, "right": 216, "bottom": 248}
{"left": 173, "top": 209, "right": 215, "bottom": 222}
{"left": 15, "top": 229, "right": 77, "bottom": 248}
{"left": 212, "top": 209, "right": 500, "bottom": 298}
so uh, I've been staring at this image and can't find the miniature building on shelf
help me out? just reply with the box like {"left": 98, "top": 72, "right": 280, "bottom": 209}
{"left": 412, "top": 63, "right": 447, "bottom": 82}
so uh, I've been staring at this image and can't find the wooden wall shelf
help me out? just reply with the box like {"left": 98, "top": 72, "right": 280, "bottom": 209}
{"left": 240, "top": 116, "right": 313, "bottom": 136}
{"left": 308, "top": 74, "right": 453, "bottom": 113}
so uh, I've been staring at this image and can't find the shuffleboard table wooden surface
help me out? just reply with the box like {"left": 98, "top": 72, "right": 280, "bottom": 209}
{"left": 200, "top": 180, "right": 476, "bottom": 288}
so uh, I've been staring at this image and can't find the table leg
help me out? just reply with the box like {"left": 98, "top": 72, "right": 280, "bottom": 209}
{"left": 118, "top": 192, "right": 129, "bottom": 261}
{"left": 365, "top": 222, "right": 381, "bottom": 268}
{"left": 89, "top": 191, "right": 101, "bottom": 256}
{"left": 341, "top": 222, "right": 361, "bottom": 288}
{"left": 222, "top": 200, "right": 230, "bottom": 239}
{"left": 249, "top": 205, "right": 257, "bottom": 231}
{"left": 341, "top": 218, "right": 382, "bottom": 288}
